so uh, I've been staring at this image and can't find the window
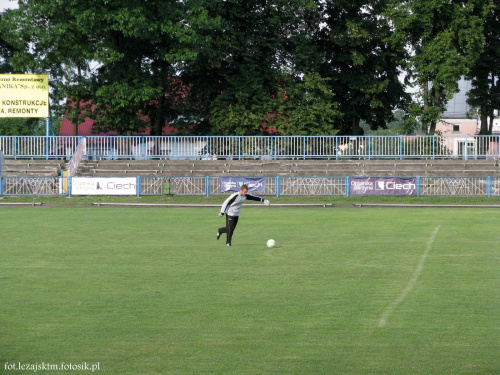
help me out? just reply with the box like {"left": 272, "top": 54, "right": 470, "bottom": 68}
{"left": 452, "top": 124, "right": 460, "bottom": 132}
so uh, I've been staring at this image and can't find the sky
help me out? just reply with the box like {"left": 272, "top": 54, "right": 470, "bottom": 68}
{"left": 0, "top": 0, "right": 17, "bottom": 12}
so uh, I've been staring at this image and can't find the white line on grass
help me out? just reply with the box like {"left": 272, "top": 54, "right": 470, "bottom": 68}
{"left": 378, "top": 225, "right": 441, "bottom": 328}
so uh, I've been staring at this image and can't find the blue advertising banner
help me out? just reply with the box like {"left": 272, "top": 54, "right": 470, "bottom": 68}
{"left": 220, "top": 177, "right": 265, "bottom": 193}
{"left": 350, "top": 177, "right": 416, "bottom": 196}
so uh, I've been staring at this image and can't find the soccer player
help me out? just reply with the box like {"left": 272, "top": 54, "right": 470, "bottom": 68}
{"left": 217, "top": 184, "right": 270, "bottom": 246}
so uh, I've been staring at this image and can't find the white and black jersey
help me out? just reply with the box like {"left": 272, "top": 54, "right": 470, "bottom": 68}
{"left": 220, "top": 192, "right": 264, "bottom": 217}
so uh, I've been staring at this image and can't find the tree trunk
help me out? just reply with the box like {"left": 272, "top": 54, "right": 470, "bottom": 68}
{"left": 476, "top": 72, "right": 491, "bottom": 135}
{"left": 351, "top": 116, "right": 362, "bottom": 135}
{"left": 151, "top": 95, "right": 166, "bottom": 136}
{"left": 479, "top": 105, "right": 489, "bottom": 135}
{"left": 351, "top": 116, "right": 363, "bottom": 156}
{"left": 476, "top": 105, "right": 491, "bottom": 156}
{"left": 428, "top": 87, "right": 440, "bottom": 134}
{"left": 422, "top": 78, "right": 429, "bottom": 134}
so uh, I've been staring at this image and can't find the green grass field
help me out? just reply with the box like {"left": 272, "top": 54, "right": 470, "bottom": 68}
{"left": 1, "top": 206, "right": 499, "bottom": 374}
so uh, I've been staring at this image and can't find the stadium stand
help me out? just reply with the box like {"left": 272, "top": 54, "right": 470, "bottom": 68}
{"left": 3, "top": 160, "right": 66, "bottom": 177}
{"left": 76, "top": 159, "right": 500, "bottom": 178}
{"left": 3, "top": 158, "right": 498, "bottom": 178}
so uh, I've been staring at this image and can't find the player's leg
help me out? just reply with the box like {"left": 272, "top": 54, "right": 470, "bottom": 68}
{"left": 217, "top": 215, "right": 229, "bottom": 240}
{"left": 226, "top": 215, "right": 239, "bottom": 245}
{"left": 217, "top": 213, "right": 233, "bottom": 239}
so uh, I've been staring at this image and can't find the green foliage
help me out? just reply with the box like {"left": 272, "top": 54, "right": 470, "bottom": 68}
{"left": 362, "top": 109, "right": 407, "bottom": 135}
{"left": 0, "top": 0, "right": 496, "bottom": 136}
{"left": 387, "top": 0, "right": 489, "bottom": 133}
{"left": 316, "top": 0, "right": 409, "bottom": 135}
{"left": 2, "top": 0, "right": 194, "bottom": 135}
{"left": 271, "top": 73, "right": 340, "bottom": 135}
{"left": 466, "top": 0, "right": 500, "bottom": 135}
{"left": 0, "top": 12, "right": 16, "bottom": 74}
{"left": 210, "top": 73, "right": 340, "bottom": 136}
{"left": 403, "top": 101, "right": 447, "bottom": 135}
{"left": 197, "top": 0, "right": 326, "bottom": 135}
{"left": 210, "top": 101, "right": 272, "bottom": 136}
{"left": 0, "top": 118, "right": 45, "bottom": 136}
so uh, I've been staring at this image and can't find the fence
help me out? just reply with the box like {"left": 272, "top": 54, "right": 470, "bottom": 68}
{"left": 1, "top": 135, "right": 499, "bottom": 160}
{"left": 0, "top": 136, "right": 80, "bottom": 159}
{"left": 67, "top": 137, "right": 86, "bottom": 177}
{"left": 2, "top": 175, "right": 499, "bottom": 197}
{"left": 2, "top": 176, "right": 61, "bottom": 195}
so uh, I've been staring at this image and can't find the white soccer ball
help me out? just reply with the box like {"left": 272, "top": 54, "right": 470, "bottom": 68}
{"left": 266, "top": 239, "right": 276, "bottom": 248}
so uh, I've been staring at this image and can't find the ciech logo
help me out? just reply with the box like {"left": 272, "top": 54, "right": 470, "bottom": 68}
{"left": 105, "top": 181, "right": 136, "bottom": 190}
{"left": 376, "top": 181, "right": 416, "bottom": 190}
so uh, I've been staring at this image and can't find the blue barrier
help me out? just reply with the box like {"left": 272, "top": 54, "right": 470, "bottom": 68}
{"left": 4, "top": 175, "right": 498, "bottom": 197}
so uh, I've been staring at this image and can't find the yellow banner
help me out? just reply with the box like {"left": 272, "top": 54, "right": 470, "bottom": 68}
{"left": 0, "top": 74, "right": 49, "bottom": 118}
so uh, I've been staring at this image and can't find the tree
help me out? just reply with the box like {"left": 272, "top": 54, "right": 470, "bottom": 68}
{"left": 269, "top": 73, "right": 340, "bottom": 135}
{"left": 387, "top": 0, "right": 487, "bottom": 134}
{"left": 184, "top": 0, "right": 335, "bottom": 135}
{"left": 87, "top": 0, "right": 191, "bottom": 135}
{"left": 360, "top": 109, "right": 409, "bottom": 135}
{"left": 467, "top": 0, "right": 500, "bottom": 136}
{"left": 2, "top": 1, "right": 101, "bottom": 135}
{"left": 3, "top": 0, "right": 201, "bottom": 135}
{"left": 0, "top": 11, "right": 16, "bottom": 74}
{"left": 315, "top": 0, "right": 409, "bottom": 136}
{"left": 8, "top": 0, "right": 491, "bottom": 138}
{"left": 0, "top": 118, "right": 44, "bottom": 136}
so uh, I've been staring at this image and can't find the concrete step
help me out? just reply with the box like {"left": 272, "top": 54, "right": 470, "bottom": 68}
{"left": 74, "top": 159, "right": 500, "bottom": 178}
{"left": 4, "top": 160, "right": 65, "bottom": 177}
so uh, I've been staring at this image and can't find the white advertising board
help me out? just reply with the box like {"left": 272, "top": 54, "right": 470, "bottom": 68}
{"left": 71, "top": 177, "right": 137, "bottom": 195}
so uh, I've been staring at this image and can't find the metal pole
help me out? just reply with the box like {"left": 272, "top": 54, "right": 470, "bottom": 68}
{"left": 205, "top": 176, "right": 210, "bottom": 197}
{"left": 45, "top": 118, "right": 50, "bottom": 160}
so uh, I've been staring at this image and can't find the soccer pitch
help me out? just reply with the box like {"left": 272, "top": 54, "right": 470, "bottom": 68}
{"left": 1, "top": 206, "right": 498, "bottom": 374}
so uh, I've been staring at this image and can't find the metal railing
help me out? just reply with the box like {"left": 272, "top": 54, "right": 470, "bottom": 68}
{"left": 419, "top": 177, "right": 490, "bottom": 196}
{"left": 169, "top": 176, "right": 499, "bottom": 197}
{"left": 67, "top": 137, "right": 86, "bottom": 177}
{"left": 1, "top": 135, "right": 499, "bottom": 160}
{"left": 0, "top": 136, "right": 80, "bottom": 159}
{"left": 1, "top": 175, "right": 499, "bottom": 197}
{"left": 2, "top": 176, "right": 61, "bottom": 195}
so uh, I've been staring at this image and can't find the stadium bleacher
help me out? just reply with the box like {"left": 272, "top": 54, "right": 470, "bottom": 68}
{"left": 2, "top": 158, "right": 498, "bottom": 178}
{"left": 3, "top": 159, "right": 66, "bottom": 177}
{"left": 75, "top": 159, "right": 500, "bottom": 178}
